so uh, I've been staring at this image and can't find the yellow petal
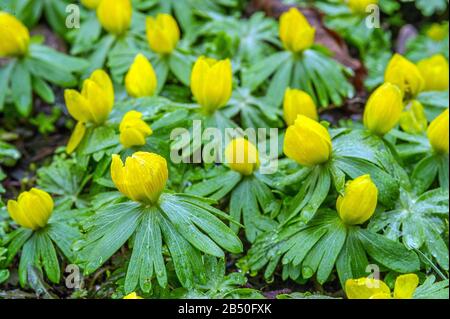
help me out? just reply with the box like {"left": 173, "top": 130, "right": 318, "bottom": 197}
{"left": 347, "top": 0, "right": 379, "bottom": 14}
{"left": 81, "top": 79, "right": 111, "bottom": 125}
{"left": 336, "top": 174, "right": 378, "bottom": 225}
{"left": 394, "top": 274, "right": 419, "bottom": 299}
{"left": 427, "top": 108, "right": 449, "bottom": 154}
{"left": 96, "top": 0, "right": 132, "bottom": 35}
{"left": 283, "top": 88, "right": 318, "bottom": 126}
{"left": 0, "top": 12, "right": 30, "bottom": 57}
{"left": 64, "top": 89, "right": 96, "bottom": 123}
{"left": 125, "top": 53, "right": 158, "bottom": 97}
{"left": 385, "top": 54, "right": 425, "bottom": 97}
{"left": 225, "top": 138, "right": 260, "bottom": 176}
{"left": 146, "top": 14, "right": 180, "bottom": 54}
{"left": 345, "top": 278, "right": 391, "bottom": 299}
{"left": 417, "top": 54, "right": 449, "bottom": 92}
{"left": 279, "top": 8, "right": 315, "bottom": 53}
{"left": 363, "top": 82, "right": 404, "bottom": 135}
{"left": 191, "top": 56, "right": 232, "bottom": 114}
{"left": 89, "top": 69, "right": 115, "bottom": 110}
{"left": 426, "top": 23, "right": 448, "bottom": 41}
{"left": 123, "top": 292, "right": 143, "bottom": 299}
{"left": 67, "top": 122, "right": 87, "bottom": 154}
{"left": 81, "top": 0, "right": 101, "bottom": 9}
{"left": 283, "top": 115, "right": 332, "bottom": 166}
{"left": 399, "top": 100, "right": 428, "bottom": 134}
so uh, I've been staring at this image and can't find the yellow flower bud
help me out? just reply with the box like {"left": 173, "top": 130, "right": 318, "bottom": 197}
{"left": 345, "top": 278, "right": 391, "bottom": 299}
{"left": 427, "top": 23, "right": 448, "bottom": 41}
{"left": 283, "top": 115, "right": 332, "bottom": 166}
{"left": 417, "top": 54, "right": 449, "bottom": 91}
{"left": 347, "top": 0, "right": 378, "bottom": 14}
{"left": 119, "top": 111, "right": 153, "bottom": 148}
{"left": 81, "top": 0, "right": 101, "bottom": 10}
{"left": 399, "top": 100, "right": 428, "bottom": 134}
{"left": 384, "top": 54, "right": 425, "bottom": 97}
{"left": 279, "top": 8, "right": 315, "bottom": 53}
{"left": 146, "top": 14, "right": 180, "bottom": 54}
{"left": 64, "top": 69, "right": 114, "bottom": 125}
{"left": 283, "top": 88, "right": 318, "bottom": 126}
{"left": 123, "top": 292, "right": 143, "bottom": 299}
{"left": 97, "top": 0, "right": 132, "bottom": 35}
{"left": 125, "top": 54, "right": 158, "bottom": 98}
{"left": 363, "top": 82, "right": 404, "bottom": 135}
{"left": 111, "top": 152, "right": 168, "bottom": 204}
{"left": 336, "top": 174, "right": 378, "bottom": 225}
{"left": 224, "top": 138, "right": 260, "bottom": 176}
{"left": 7, "top": 188, "right": 54, "bottom": 230}
{"left": 0, "top": 11, "right": 30, "bottom": 57}
{"left": 427, "top": 108, "right": 449, "bottom": 154}
{"left": 191, "top": 56, "right": 232, "bottom": 114}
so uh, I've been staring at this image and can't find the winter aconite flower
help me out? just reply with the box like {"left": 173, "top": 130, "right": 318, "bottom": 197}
{"left": 279, "top": 8, "right": 315, "bottom": 53}
{"left": 283, "top": 115, "right": 332, "bottom": 166}
{"left": 123, "top": 292, "right": 143, "bottom": 299}
{"left": 417, "top": 54, "right": 449, "bottom": 91}
{"left": 283, "top": 88, "right": 318, "bottom": 125}
{"left": 0, "top": 11, "right": 30, "bottom": 57}
{"left": 363, "top": 82, "right": 404, "bottom": 135}
{"left": 111, "top": 152, "right": 168, "bottom": 204}
{"left": 427, "top": 108, "right": 449, "bottom": 154}
{"left": 81, "top": 0, "right": 101, "bottom": 9}
{"left": 346, "top": 274, "right": 419, "bottom": 299}
{"left": 97, "top": 0, "right": 132, "bottom": 36}
{"left": 347, "top": 0, "right": 378, "bottom": 14}
{"left": 64, "top": 69, "right": 114, "bottom": 126}
{"left": 7, "top": 188, "right": 54, "bottom": 230}
{"left": 146, "top": 13, "right": 180, "bottom": 55}
{"left": 225, "top": 138, "right": 260, "bottom": 176}
{"left": 125, "top": 54, "right": 158, "bottom": 98}
{"left": 191, "top": 56, "right": 232, "bottom": 114}
{"left": 119, "top": 111, "right": 153, "bottom": 148}
{"left": 384, "top": 54, "right": 425, "bottom": 97}
{"left": 399, "top": 100, "right": 428, "bottom": 134}
{"left": 336, "top": 175, "right": 378, "bottom": 225}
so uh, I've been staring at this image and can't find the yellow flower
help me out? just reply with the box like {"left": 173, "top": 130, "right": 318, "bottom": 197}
{"left": 64, "top": 69, "right": 114, "bottom": 125}
{"left": 336, "top": 174, "right": 378, "bottom": 225}
{"left": 347, "top": 0, "right": 378, "bottom": 14}
{"left": 384, "top": 54, "right": 425, "bottom": 97}
{"left": 7, "top": 188, "right": 54, "bottom": 230}
{"left": 97, "top": 0, "right": 132, "bottom": 35}
{"left": 225, "top": 138, "right": 260, "bottom": 176}
{"left": 146, "top": 14, "right": 180, "bottom": 54}
{"left": 363, "top": 82, "right": 404, "bottom": 135}
{"left": 283, "top": 88, "right": 318, "bottom": 126}
{"left": 191, "top": 56, "right": 232, "bottom": 114}
{"left": 81, "top": 0, "right": 101, "bottom": 9}
{"left": 346, "top": 274, "right": 419, "bottom": 299}
{"left": 111, "top": 152, "right": 168, "bottom": 204}
{"left": 279, "top": 8, "right": 315, "bottom": 53}
{"left": 427, "top": 23, "right": 448, "bottom": 41}
{"left": 427, "top": 108, "right": 449, "bottom": 154}
{"left": 123, "top": 292, "right": 143, "bottom": 299}
{"left": 0, "top": 11, "right": 30, "bottom": 57}
{"left": 283, "top": 115, "right": 332, "bottom": 166}
{"left": 417, "top": 54, "right": 449, "bottom": 91}
{"left": 125, "top": 53, "right": 158, "bottom": 98}
{"left": 399, "top": 100, "right": 428, "bottom": 134}
{"left": 119, "top": 111, "right": 153, "bottom": 148}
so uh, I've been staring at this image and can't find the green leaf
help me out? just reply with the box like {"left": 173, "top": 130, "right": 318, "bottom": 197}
{"left": 18, "top": 234, "right": 39, "bottom": 287}
{"left": 32, "top": 75, "right": 55, "bottom": 104}
{"left": 265, "top": 57, "right": 294, "bottom": 106}
{"left": 187, "top": 170, "right": 242, "bottom": 201}
{"left": 11, "top": 61, "right": 32, "bottom": 116}
{"left": 3, "top": 228, "right": 33, "bottom": 265}
{"left": 357, "top": 228, "right": 420, "bottom": 273}
{"left": 411, "top": 155, "right": 439, "bottom": 194}
{"left": 83, "top": 126, "right": 119, "bottom": 155}
{"left": 125, "top": 208, "right": 167, "bottom": 293}
{"left": 35, "top": 231, "right": 60, "bottom": 284}
{"left": 169, "top": 51, "right": 193, "bottom": 86}
{"left": 0, "top": 62, "right": 15, "bottom": 111}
